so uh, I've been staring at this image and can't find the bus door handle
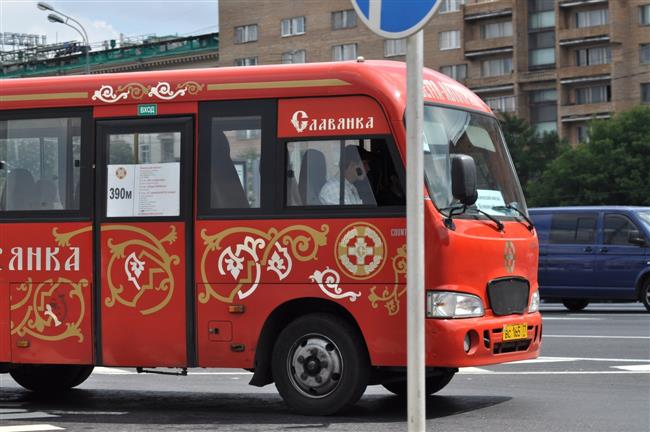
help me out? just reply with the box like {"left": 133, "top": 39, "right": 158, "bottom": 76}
{"left": 583, "top": 246, "right": 593, "bottom": 253}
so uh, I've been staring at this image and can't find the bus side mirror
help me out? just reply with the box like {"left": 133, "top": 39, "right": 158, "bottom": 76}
{"left": 451, "top": 154, "right": 478, "bottom": 206}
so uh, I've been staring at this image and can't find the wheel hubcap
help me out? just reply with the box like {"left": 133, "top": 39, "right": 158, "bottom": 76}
{"left": 287, "top": 333, "right": 342, "bottom": 398}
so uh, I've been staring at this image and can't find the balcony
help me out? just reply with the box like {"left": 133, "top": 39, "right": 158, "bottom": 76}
{"left": 519, "top": 69, "right": 558, "bottom": 83}
{"left": 465, "top": 37, "right": 514, "bottom": 53}
{"left": 465, "top": 74, "right": 516, "bottom": 91}
{"left": 558, "top": 64, "right": 611, "bottom": 81}
{"left": 559, "top": 102, "right": 612, "bottom": 121}
{"left": 463, "top": 0, "right": 512, "bottom": 21}
{"left": 558, "top": 26, "right": 610, "bottom": 46}
{"left": 559, "top": 0, "right": 608, "bottom": 8}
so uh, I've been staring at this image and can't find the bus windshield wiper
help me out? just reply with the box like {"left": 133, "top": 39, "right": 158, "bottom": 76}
{"left": 494, "top": 205, "right": 534, "bottom": 231}
{"left": 439, "top": 204, "right": 466, "bottom": 230}
{"left": 472, "top": 208, "right": 504, "bottom": 232}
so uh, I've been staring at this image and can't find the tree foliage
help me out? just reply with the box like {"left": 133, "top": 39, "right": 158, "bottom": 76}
{"left": 499, "top": 112, "right": 568, "bottom": 203}
{"left": 529, "top": 106, "right": 650, "bottom": 206}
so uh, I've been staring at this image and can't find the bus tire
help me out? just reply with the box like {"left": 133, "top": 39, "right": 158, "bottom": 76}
{"left": 640, "top": 279, "right": 650, "bottom": 312}
{"left": 562, "top": 299, "right": 589, "bottom": 312}
{"left": 382, "top": 370, "right": 456, "bottom": 397}
{"left": 271, "top": 313, "right": 369, "bottom": 415}
{"left": 10, "top": 364, "right": 94, "bottom": 392}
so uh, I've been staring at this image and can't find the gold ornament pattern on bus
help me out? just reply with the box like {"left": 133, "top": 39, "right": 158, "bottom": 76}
{"left": 198, "top": 225, "right": 329, "bottom": 304}
{"left": 368, "top": 244, "right": 407, "bottom": 316}
{"left": 335, "top": 222, "right": 387, "bottom": 280}
{"left": 102, "top": 225, "right": 180, "bottom": 315}
{"left": 11, "top": 277, "right": 88, "bottom": 343}
{"left": 92, "top": 81, "right": 204, "bottom": 103}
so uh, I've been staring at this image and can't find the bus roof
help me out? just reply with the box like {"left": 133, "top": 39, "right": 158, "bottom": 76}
{"left": 0, "top": 60, "right": 492, "bottom": 117}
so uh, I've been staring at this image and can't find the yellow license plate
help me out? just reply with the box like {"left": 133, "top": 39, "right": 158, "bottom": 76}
{"left": 503, "top": 323, "right": 528, "bottom": 341}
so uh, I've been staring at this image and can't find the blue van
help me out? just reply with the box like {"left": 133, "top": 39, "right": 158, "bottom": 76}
{"left": 529, "top": 207, "right": 650, "bottom": 312}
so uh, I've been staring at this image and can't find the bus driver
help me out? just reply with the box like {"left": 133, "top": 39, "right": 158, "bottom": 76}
{"left": 319, "top": 145, "right": 369, "bottom": 205}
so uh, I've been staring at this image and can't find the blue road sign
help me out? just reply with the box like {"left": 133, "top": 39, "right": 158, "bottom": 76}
{"left": 350, "top": 0, "right": 441, "bottom": 39}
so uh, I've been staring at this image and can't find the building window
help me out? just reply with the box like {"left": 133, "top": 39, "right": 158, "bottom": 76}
{"left": 281, "top": 50, "right": 306, "bottom": 64}
{"left": 642, "top": 83, "right": 650, "bottom": 103}
{"left": 281, "top": 16, "right": 305, "bottom": 37}
{"left": 332, "top": 43, "right": 357, "bottom": 61}
{"left": 484, "top": 95, "right": 516, "bottom": 113}
{"left": 576, "top": 46, "right": 611, "bottom": 66}
{"left": 530, "top": 89, "right": 557, "bottom": 104}
{"left": 234, "top": 24, "right": 258, "bottom": 44}
{"left": 529, "top": 30, "right": 556, "bottom": 68}
{"left": 575, "top": 85, "right": 611, "bottom": 104}
{"left": 440, "top": 0, "right": 465, "bottom": 13}
{"left": 332, "top": 9, "right": 357, "bottom": 29}
{"left": 576, "top": 124, "right": 590, "bottom": 143}
{"left": 481, "top": 57, "right": 513, "bottom": 77}
{"left": 439, "top": 30, "right": 461, "bottom": 50}
{"left": 641, "top": 44, "right": 650, "bottom": 64}
{"left": 481, "top": 21, "right": 513, "bottom": 39}
{"left": 640, "top": 5, "right": 650, "bottom": 25}
{"left": 530, "top": 89, "right": 557, "bottom": 134}
{"left": 529, "top": 0, "right": 555, "bottom": 29}
{"left": 234, "top": 57, "right": 258, "bottom": 66}
{"left": 440, "top": 64, "right": 468, "bottom": 80}
{"left": 576, "top": 9, "right": 609, "bottom": 28}
{"left": 384, "top": 39, "right": 407, "bottom": 57}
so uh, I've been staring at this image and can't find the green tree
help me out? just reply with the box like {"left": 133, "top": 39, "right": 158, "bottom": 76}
{"left": 499, "top": 113, "right": 568, "bottom": 202}
{"left": 529, "top": 106, "right": 650, "bottom": 206}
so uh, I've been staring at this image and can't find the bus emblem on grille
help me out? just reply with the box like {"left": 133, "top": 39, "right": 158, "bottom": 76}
{"left": 504, "top": 241, "right": 516, "bottom": 273}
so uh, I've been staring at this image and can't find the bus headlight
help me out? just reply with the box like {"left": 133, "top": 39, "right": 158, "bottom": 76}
{"left": 426, "top": 291, "right": 484, "bottom": 318}
{"left": 528, "top": 290, "right": 540, "bottom": 313}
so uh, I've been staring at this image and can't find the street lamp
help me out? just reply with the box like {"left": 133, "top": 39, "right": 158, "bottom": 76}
{"left": 37, "top": 1, "right": 90, "bottom": 74}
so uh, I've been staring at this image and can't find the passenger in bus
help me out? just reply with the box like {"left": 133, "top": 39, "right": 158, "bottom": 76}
{"left": 319, "top": 145, "right": 367, "bottom": 205}
{"left": 354, "top": 146, "right": 378, "bottom": 205}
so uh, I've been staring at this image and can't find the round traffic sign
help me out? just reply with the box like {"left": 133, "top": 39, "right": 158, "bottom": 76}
{"left": 350, "top": 0, "right": 441, "bottom": 39}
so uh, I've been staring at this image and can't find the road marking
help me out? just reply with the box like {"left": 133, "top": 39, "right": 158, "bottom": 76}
{"left": 0, "top": 413, "right": 57, "bottom": 421}
{"left": 612, "top": 364, "right": 650, "bottom": 372}
{"left": 459, "top": 367, "right": 492, "bottom": 374}
{"left": 510, "top": 356, "right": 650, "bottom": 364}
{"left": 544, "top": 335, "right": 650, "bottom": 339}
{"left": 0, "top": 426, "right": 63, "bottom": 432}
{"left": 92, "top": 367, "right": 132, "bottom": 375}
{"left": 542, "top": 317, "right": 602, "bottom": 320}
{"left": 459, "top": 370, "right": 650, "bottom": 375}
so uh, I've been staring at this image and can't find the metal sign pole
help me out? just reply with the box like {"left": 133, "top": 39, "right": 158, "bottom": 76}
{"left": 406, "top": 29, "right": 425, "bottom": 432}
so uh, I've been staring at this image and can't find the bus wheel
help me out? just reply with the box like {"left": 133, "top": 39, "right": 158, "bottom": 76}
{"left": 382, "top": 370, "right": 456, "bottom": 397}
{"left": 272, "top": 313, "right": 369, "bottom": 415}
{"left": 641, "top": 279, "right": 650, "bottom": 312}
{"left": 562, "top": 299, "right": 589, "bottom": 312}
{"left": 10, "top": 364, "right": 94, "bottom": 392}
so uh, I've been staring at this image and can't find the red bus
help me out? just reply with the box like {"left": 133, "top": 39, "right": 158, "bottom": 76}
{"left": 0, "top": 60, "right": 541, "bottom": 415}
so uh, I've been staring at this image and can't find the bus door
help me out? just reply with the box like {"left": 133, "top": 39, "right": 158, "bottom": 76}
{"left": 96, "top": 117, "right": 193, "bottom": 367}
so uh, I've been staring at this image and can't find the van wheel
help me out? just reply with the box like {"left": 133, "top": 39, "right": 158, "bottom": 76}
{"left": 272, "top": 313, "right": 369, "bottom": 415}
{"left": 640, "top": 280, "right": 650, "bottom": 312}
{"left": 562, "top": 299, "right": 589, "bottom": 312}
{"left": 382, "top": 370, "right": 456, "bottom": 397}
{"left": 10, "top": 364, "right": 94, "bottom": 392}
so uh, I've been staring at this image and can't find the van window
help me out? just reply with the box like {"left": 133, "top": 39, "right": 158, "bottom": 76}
{"left": 550, "top": 213, "right": 597, "bottom": 244}
{"left": 604, "top": 214, "right": 640, "bottom": 245}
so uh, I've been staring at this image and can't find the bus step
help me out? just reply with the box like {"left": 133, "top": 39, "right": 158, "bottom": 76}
{"left": 136, "top": 367, "right": 188, "bottom": 376}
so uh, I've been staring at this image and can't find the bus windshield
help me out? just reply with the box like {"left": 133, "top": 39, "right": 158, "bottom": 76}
{"left": 423, "top": 104, "right": 527, "bottom": 219}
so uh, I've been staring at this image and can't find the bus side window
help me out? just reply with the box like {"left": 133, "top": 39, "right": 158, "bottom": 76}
{"left": 208, "top": 117, "right": 262, "bottom": 209}
{"left": 0, "top": 117, "right": 81, "bottom": 212}
{"left": 285, "top": 138, "right": 404, "bottom": 208}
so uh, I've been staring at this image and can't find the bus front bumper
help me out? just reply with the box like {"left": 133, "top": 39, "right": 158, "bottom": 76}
{"left": 425, "top": 312, "right": 542, "bottom": 368}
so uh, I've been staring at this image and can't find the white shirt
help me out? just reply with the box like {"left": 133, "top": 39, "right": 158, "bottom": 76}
{"left": 319, "top": 176, "right": 362, "bottom": 205}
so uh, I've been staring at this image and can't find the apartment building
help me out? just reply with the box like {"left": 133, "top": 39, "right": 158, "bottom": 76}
{"left": 219, "top": 0, "right": 650, "bottom": 144}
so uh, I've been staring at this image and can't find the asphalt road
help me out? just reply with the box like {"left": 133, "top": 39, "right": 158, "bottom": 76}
{"left": 2, "top": 303, "right": 649, "bottom": 432}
